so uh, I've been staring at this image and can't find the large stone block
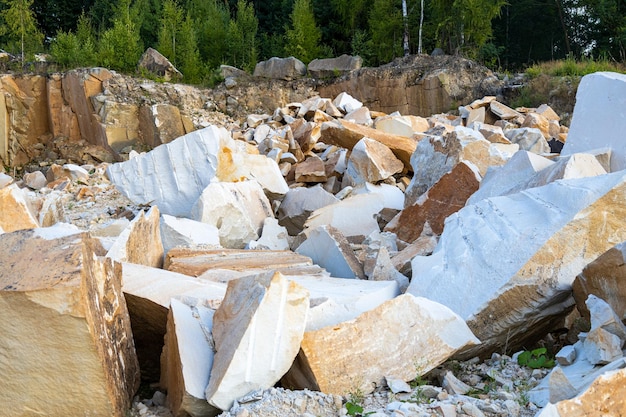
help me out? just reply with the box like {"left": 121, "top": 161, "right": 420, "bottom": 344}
{"left": 107, "top": 126, "right": 287, "bottom": 217}
{"left": 254, "top": 57, "right": 307, "bottom": 81}
{"left": 282, "top": 294, "right": 479, "bottom": 395}
{"left": 107, "top": 206, "right": 164, "bottom": 268}
{"left": 307, "top": 55, "right": 362, "bottom": 79}
{"left": 409, "top": 171, "right": 626, "bottom": 358}
{"left": 0, "top": 227, "right": 140, "bottom": 416}
{"left": 0, "top": 184, "right": 39, "bottom": 232}
{"left": 204, "top": 271, "right": 309, "bottom": 411}
{"left": 562, "top": 72, "right": 626, "bottom": 172}
{"left": 385, "top": 160, "right": 480, "bottom": 242}
{"left": 190, "top": 180, "right": 273, "bottom": 249}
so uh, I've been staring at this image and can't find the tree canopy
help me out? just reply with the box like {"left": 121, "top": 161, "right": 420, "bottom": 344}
{"left": 0, "top": 0, "right": 623, "bottom": 81}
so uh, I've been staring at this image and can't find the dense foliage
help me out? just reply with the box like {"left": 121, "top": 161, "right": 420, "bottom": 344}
{"left": 0, "top": 0, "right": 625, "bottom": 82}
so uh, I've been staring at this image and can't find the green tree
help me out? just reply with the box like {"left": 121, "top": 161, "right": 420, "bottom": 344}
{"left": 225, "top": 0, "right": 258, "bottom": 71}
{"left": 177, "top": 12, "right": 204, "bottom": 83}
{"left": 97, "top": 0, "right": 143, "bottom": 72}
{"left": 0, "top": 0, "right": 43, "bottom": 65}
{"left": 133, "top": 0, "right": 162, "bottom": 48}
{"left": 284, "top": 0, "right": 322, "bottom": 64}
{"left": 50, "top": 13, "right": 97, "bottom": 68}
{"left": 156, "top": 0, "right": 183, "bottom": 65}
{"left": 368, "top": 0, "right": 403, "bottom": 65}
{"left": 430, "top": 0, "right": 507, "bottom": 57}
{"left": 187, "top": 0, "right": 230, "bottom": 68}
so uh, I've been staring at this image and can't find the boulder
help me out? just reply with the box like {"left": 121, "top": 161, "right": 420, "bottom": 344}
{"left": 247, "top": 217, "right": 290, "bottom": 250}
{"left": 190, "top": 180, "right": 273, "bottom": 249}
{"left": 573, "top": 241, "right": 626, "bottom": 320}
{"left": 0, "top": 183, "right": 39, "bottom": 232}
{"left": 296, "top": 225, "right": 365, "bottom": 279}
{"left": 561, "top": 72, "right": 626, "bottom": 172}
{"left": 23, "top": 170, "right": 47, "bottom": 189}
{"left": 307, "top": 55, "right": 362, "bottom": 79}
{"left": 0, "top": 227, "right": 139, "bottom": 416}
{"left": 162, "top": 297, "right": 220, "bottom": 417}
{"left": 504, "top": 127, "right": 551, "bottom": 154}
{"left": 277, "top": 185, "right": 339, "bottom": 236}
{"left": 282, "top": 294, "right": 479, "bottom": 396}
{"left": 320, "top": 119, "right": 418, "bottom": 171}
{"left": 106, "top": 206, "right": 164, "bottom": 268}
{"left": 537, "top": 368, "right": 626, "bottom": 417}
{"left": 409, "top": 171, "right": 626, "bottom": 358}
{"left": 303, "top": 191, "right": 385, "bottom": 242}
{"left": 332, "top": 92, "right": 363, "bottom": 114}
{"left": 405, "top": 126, "right": 517, "bottom": 206}
{"left": 385, "top": 160, "right": 481, "bottom": 243}
{"left": 160, "top": 214, "right": 221, "bottom": 254}
{"left": 295, "top": 154, "right": 327, "bottom": 183}
{"left": 204, "top": 271, "right": 309, "bottom": 411}
{"left": 138, "top": 47, "right": 182, "bottom": 82}
{"left": 344, "top": 137, "right": 404, "bottom": 186}
{"left": 122, "top": 263, "right": 226, "bottom": 384}
{"left": 107, "top": 126, "right": 226, "bottom": 217}
{"left": 253, "top": 57, "right": 307, "bottom": 81}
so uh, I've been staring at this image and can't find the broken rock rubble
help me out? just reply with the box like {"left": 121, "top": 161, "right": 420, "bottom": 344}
{"left": 5, "top": 73, "right": 626, "bottom": 417}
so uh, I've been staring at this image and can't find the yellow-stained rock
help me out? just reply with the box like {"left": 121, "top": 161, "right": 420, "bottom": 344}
{"left": 0, "top": 184, "right": 39, "bottom": 232}
{"left": 320, "top": 119, "right": 418, "bottom": 171}
{"left": 0, "top": 227, "right": 140, "bottom": 416}
{"left": 283, "top": 294, "right": 479, "bottom": 395}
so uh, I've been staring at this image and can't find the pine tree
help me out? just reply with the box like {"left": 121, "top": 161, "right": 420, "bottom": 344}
{"left": 177, "top": 12, "right": 204, "bottom": 83}
{"left": 97, "top": 0, "right": 143, "bottom": 72}
{"left": 284, "top": 0, "right": 322, "bottom": 64}
{"left": 0, "top": 0, "right": 43, "bottom": 65}
{"left": 156, "top": 0, "right": 183, "bottom": 65}
{"left": 368, "top": 0, "right": 403, "bottom": 65}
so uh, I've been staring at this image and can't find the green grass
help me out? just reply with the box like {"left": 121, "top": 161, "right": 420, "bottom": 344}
{"left": 525, "top": 56, "right": 626, "bottom": 79}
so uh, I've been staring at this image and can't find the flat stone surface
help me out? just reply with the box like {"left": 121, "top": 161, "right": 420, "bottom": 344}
{"left": 0, "top": 228, "right": 139, "bottom": 416}
{"left": 205, "top": 271, "right": 309, "bottom": 411}
{"left": 296, "top": 225, "right": 365, "bottom": 279}
{"left": 282, "top": 294, "right": 479, "bottom": 396}
{"left": 409, "top": 171, "right": 626, "bottom": 358}
{"left": 385, "top": 161, "right": 480, "bottom": 242}
{"left": 562, "top": 72, "right": 626, "bottom": 172}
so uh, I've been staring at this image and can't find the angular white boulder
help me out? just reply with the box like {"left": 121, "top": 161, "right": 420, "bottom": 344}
{"left": 277, "top": 184, "right": 339, "bottom": 236}
{"left": 190, "top": 180, "right": 273, "bottom": 249}
{"left": 296, "top": 225, "right": 365, "bottom": 279}
{"left": 107, "top": 126, "right": 226, "bottom": 217}
{"left": 160, "top": 214, "right": 221, "bottom": 254}
{"left": 562, "top": 72, "right": 626, "bottom": 172}
{"left": 162, "top": 298, "right": 220, "bottom": 417}
{"left": 246, "top": 217, "right": 290, "bottom": 250}
{"left": 204, "top": 271, "right": 309, "bottom": 411}
{"left": 409, "top": 171, "right": 626, "bottom": 357}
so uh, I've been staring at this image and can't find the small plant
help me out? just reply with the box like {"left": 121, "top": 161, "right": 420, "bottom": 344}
{"left": 345, "top": 387, "right": 365, "bottom": 416}
{"left": 517, "top": 347, "right": 555, "bottom": 369}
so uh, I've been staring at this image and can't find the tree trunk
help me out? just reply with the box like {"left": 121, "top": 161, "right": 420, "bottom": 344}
{"left": 402, "top": 0, "right": 410, "bottom": 56}
{"left": 418, "top": 0, "right": 424, "bottom": 54}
